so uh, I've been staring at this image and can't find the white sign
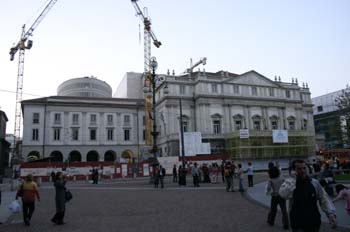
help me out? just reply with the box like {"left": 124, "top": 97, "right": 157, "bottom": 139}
{"left": 179, "top": 132, "right": 210, "bottom": 156}
{"left": 102, "top": 166, "right": 115, "bottom": 175}
{"left": 272, "top": 130, "right": 288, "bottom": 143}
{"left": 121, "top": 164, "right": 128, "bottom": 177}
{"left": 239, "top": 129, "right": 249, "bottom": 138}
{"left": 143, "top": 163, "right": 149, "bottom": 176}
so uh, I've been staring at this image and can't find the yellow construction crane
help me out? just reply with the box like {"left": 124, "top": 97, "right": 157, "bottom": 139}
{"left": 9, "top": 0, "right": 58, "bottom": 160}
{"left": 131, "top": 0, "right": 161, "bottom": 145}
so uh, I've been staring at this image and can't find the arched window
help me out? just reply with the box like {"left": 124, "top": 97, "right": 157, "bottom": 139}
{"left": 69, "top": 150, "right": 81, "bottom": 162}
{"left": 27, "top": 151, "right": 40, "bottom": 161}
{"left": 104, "top": 150, "right": 116, "bottom": 162}
{"left": 50, "top": 151, "right": 63, "bottom": 162}
{"left": 252, "top": 115, "right": 262, "bottom": 130}
{"left": 87, "top": 150, "right": 99, "bottom": 161}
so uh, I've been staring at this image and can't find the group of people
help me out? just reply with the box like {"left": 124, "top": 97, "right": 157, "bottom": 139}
{"left": 15, "top": 172, "right": 68, "bottom": 226}
{"left": 171, "top": 161, "right": 255, "bottom": 190}
{"left": 266, "top": 159, "right": 350, "bottom": 232}
{"left": 153, "top": 165, "right": 166, "bottom": 188}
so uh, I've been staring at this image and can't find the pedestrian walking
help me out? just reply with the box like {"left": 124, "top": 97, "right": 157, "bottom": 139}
{"left": 236, "top": 164, "right": 244, "bottom": 192}
{"left": 246, "top": 162, "right": 254, "bottom": 187}
{"left": 224, "top": 161, "right": 234, "bottom": 192}
{"left": 332, "top": 184, "right": 350, "bottom": 215}
{"left": 266, "top": 166, "right": 289, "bottom": 230}
{"left": 211, "top": 163, "right": 219, "bottom": 183}
{"left": 279, "top": 159, "right": 337, "bottom": 232}
{"left": 172, "top": 164, "right": 178, "bottom": 183}
{"left": 221, "top": 160, "right": 225, "bottom": 183}
{"left": 15, "top": 174, "right": 40, "bottom": 226}
{"left": 51, "top": 172, "right": 67, "bottom": 225}
{"left": 191, "top": 162, "right": 200, "bottom": 187}
{"left": 153, "top": 166, "right": 160, "bottom": 188}
{"left": 159, "top": 165, "right": 166, "bottom": 188}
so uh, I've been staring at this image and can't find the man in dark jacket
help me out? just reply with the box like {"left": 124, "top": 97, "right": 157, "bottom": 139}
{"left": 279, "top": 159, "right": 337, "bottom": 232}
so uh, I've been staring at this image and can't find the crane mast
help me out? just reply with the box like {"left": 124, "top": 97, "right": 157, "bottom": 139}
{"left": 131, "top": 0, "right": 161, "bottom": 146}
{"left": 9, "top": 0, "right": 58, "bottom": 161}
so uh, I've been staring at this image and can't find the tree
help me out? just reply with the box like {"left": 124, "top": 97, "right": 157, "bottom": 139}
{"left": 335, "top": 88, "right": 350, "bottom": 148}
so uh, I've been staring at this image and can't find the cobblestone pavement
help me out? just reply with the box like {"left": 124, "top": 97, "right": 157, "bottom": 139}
{"left": 1, "top": 173, "right": 347, "bottom": 232}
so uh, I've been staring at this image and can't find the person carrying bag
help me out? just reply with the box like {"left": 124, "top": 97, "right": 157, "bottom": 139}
{"left": 15, "top": 174, "right": 40, "bottom": 226}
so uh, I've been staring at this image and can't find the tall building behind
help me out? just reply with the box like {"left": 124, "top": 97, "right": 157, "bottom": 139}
{"left": 312, "top": 86, "right": 350, "bottom": 150}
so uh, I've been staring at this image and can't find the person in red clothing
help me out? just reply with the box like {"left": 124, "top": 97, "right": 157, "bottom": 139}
{"left": 15, "top": 174, "right": 40, "bottom": 226}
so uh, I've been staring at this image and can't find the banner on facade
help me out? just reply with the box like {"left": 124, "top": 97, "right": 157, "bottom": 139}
{"left": 272, "top": 130, "right": 288, "bottom": 143}
{"left": 239, "top": 129, "right": 249, "bottom": 139}
{"left": 179, "top": 132, "right": 210, "bottom": 156}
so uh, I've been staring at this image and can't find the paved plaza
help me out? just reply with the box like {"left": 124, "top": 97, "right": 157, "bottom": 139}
{"left": 0, "top": 174, "right": 348, "bottom": 232}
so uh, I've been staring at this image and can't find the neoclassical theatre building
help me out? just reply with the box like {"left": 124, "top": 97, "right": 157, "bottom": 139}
{"left": 21, "top": 70, "right": 315, "bottom": 162}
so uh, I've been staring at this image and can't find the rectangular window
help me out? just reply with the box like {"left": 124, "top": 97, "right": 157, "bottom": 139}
{"left": 303, "top": 120, "right": 307, "bottom": 130}
{"left": 235, "top": 120, "right": 242, "bottom": 130}
{"left": 211, "top": 84, "right": 218, "bottom": 93}
{"left": 143, "top": 129, "right": 145, "bottom": 141}
{"left": 253, "top": 121, "right": 261, "bottom": 130}
{"left": 53, "top": 128, "right": 60, "bottom": 141}
{"left": 32, "top": 129, "right": 39, "bottom": 141}
{"left": 107, "top": 115, "right": 113, "bottom": 125}
{"left": 90, "top": 129, "right": 96, "bottom": 140}
{"left": 213, "top": 120, "right": 221, "bottom": 134}
{"left": 286, "top": 90, "right": 291, "bottom": 98}
{"left": 269, "top": 88, "right": 275, "bottom": 97}
{"left": 90, "top": 114, "right": 97, "bottom": 125}
{"left": 124, "top": 129, "right": 130, "bottom": 141}
{"left": 72, "top": 114, "right": 79, "bottom": 125}
{"left": 180, "top": 85, "right": 186, "bottom": 95}
{"left": 124, "top": 115, "right": 130, "bottom": 125}
{"left": 72, "top": 128, "right": 79, "bottom": 141}
{"left": 182, "top": 121, "right": 188, "bottom": 132}
{"left": 233, "top": 85, "right": 239, "bottom": 94}
{"left": 289, "top": 121, "right": 295, "bottom": 130}
{"left": 252, "top": 87, "right": 258, "bottom": 96}
{"left": 54, "top": 113, "right": 61, "bottom": 124}
{"left": 107, "top": 129, "right": 114, "bottom": 141}
{"left": 271, "top": 121, "right": 278, "bottom": 130}
{"left": 33, "top": 113, "right": 39, "bottom": 124}
{"left": 142, "top": 116, "right": 145, "bottom": 126}
{"left": 317, "top": 106, "right": 323, "bottom": 112}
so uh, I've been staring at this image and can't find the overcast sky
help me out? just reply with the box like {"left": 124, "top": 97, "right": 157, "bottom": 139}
{"left": 0, "top": 0, "right": 349, "bottom": 135}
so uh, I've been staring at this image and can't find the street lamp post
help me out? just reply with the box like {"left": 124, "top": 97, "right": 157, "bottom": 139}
{"left": 143, "top": 57, "right": 166, "bottom": 183}
{"left": 179, "top": 98, "right": 187, "bottom": 185}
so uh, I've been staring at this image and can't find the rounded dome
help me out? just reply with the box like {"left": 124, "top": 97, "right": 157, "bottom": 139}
{"left": 57, "top": 76, "right": 112, "bottom": 98}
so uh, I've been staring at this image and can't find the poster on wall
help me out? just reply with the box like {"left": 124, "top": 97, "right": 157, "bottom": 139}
{"left": 143, "top": 163, "right": 149, "bottom": 176}
{"left": 272, "top": 130, "right": 288, "bottom": 143}
{"left": 103, "top": 166, "right": 115, "bottom": 175}
{"left": 121, "top": 164, "right": 128, "bottom": 177}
